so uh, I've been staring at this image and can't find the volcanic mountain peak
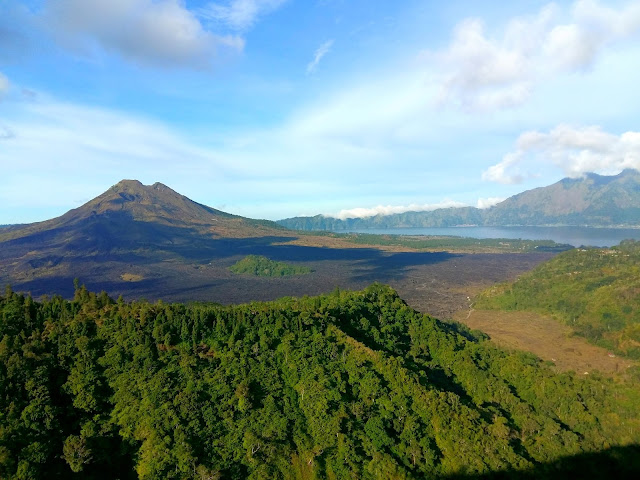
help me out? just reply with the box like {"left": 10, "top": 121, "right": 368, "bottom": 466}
{"left": 109, "top": 179, "right": 177, "bottom": 198}
{"left": 65, "top": 179, "right": 236, "bottom": 229}
{"left": 107, "top": 179, "right": 185, "bottom": 203}
{"left": 0, "top": 180, "right": 285, "bottom": 245}
{"left": 113, "top": 178, "right": 143, "bottom": 188}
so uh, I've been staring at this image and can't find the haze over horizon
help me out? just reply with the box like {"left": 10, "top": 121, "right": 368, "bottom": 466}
{"left": 1, "top": 0, "right": 640, "bottom": 224}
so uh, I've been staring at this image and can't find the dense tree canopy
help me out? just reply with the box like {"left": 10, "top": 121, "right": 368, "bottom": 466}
{"left": 229, "top": 255, "right": 313, "bottom": 277}
{"left": 1, "top": 283, "right": 639, "bottom": 479}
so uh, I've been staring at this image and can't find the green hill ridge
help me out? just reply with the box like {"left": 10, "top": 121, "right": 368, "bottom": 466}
{"left": 1, "top": 284, "right": 639, "bottom": 479}
{"left": 475, "top": 240, "right": 640, "bottom": 358}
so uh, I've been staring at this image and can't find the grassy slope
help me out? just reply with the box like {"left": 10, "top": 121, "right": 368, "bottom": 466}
{"left": 475, "top": 240, "right": 640, "bottom": 358}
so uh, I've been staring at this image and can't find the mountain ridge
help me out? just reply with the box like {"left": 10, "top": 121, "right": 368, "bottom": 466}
{"left": 278, "top": 169, "right": 640, "bottom": 230}
{"left": 0, "top": 179, "right": 285, "bottom": 244}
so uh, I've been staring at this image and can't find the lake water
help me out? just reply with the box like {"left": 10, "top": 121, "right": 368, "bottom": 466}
{"left": 340, "top": 226, "right": 640, "bottom": 247}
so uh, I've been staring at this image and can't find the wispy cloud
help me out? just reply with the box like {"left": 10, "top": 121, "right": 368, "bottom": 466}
{"left": 0, "top": 92, "right": 392, "bottom": 221}
{"left": 306, "top": 39, "right": 334, "bottom": 74}
{"left": 484, "top": 125, "right": 640, "bottom": 183}
{"left": 0, "top": 96, "right": 233, "bottom": 210}
{"left": 0, "top": 72, "right": 9, "bottom": 97}
{"left": 198, "top": 0, "right": 288, "bottom": 31}
{"left": 330, "top": 200, "right": 467, "bottom": 220}
{"left": 0, "top": 123, "right": 14, "bottom": 140}
{"left": 283, "top": 1, "right": 640, "bottom": 152}
{"left": 430, "top": 0, "right": 640, "bottom": 111}
{"left": 481, "top": 153, "right": 526, "bottom": 185}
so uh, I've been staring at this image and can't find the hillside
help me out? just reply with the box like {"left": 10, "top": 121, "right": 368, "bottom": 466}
{"left": 485, "top": 169, "right": 640, "bottom": 226}
{"left": 0, "top": 179, "right": 285, "bottom": 244}
{"left": 474, "top": 240, "right": 640, "bottom": 358}
{"left": 1, "top": 284, "right": 639, "bottom": 479}
{"left": 278, "top": 169, "right": 640, "bottom": 230}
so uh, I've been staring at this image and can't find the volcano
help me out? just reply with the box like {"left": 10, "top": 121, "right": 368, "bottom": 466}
{"left": 0, "top": 180, "right": 295, "bottom": 299}
{"left": 0, "top": 180, "right": 553, "bottom": 316}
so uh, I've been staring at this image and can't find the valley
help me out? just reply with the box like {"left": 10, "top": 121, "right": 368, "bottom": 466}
{"left": 2, "top": 179, "right": 640, "bottom": 479}
{"left": 1, "top": 231, "right": 554, "bottom": 320}
{"left": 0, "top": 180, "right": 556, "bottom": 320}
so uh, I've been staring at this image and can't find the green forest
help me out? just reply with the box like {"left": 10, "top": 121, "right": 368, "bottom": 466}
{"left": 230, "top": 255, "right": 313, "bottom": 277}
{"left": 1, "top": 283, "right": 639, "bottom": 479}
{"left": 475, "top": 240, "right": 640, "bottom": 358}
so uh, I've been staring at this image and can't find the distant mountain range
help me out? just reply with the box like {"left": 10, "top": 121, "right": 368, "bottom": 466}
{"left": 278, "top": 169, "right": 640, "bottom": 230}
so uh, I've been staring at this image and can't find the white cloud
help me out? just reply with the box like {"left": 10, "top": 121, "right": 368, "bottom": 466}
{"left": 330, "top": 200, "right": 467, "bottom": 220}
{"left": 484, "top": 125, "right": 640, "bottom": 183}
{"left": 44, "top": 0, "right": 244, "bottom": 67}
{"left": 431, "top": 0, "right": 640, "bottom": 111}
{"left": 481, "top": 152, "right": 525, "bottom": 184}
{"left": 327, "top": 196, "right": 507, "bottom": 219}
{"left": 198, "top": 0, "right": 287, "bottom": 31}
{"left": 0, "top": 72, "right": 8, "bottom": 97}
{"left": 542, "top": 23, "right": 600, "bottom": 71}
{"left": 306, "top": 39, "right": 334, "bottom": 74}
{"left": 572, "top": 0, "right": 640, "bottom": 37}
{"left": 476, "top": 197, "right": 505, "bottom": 209}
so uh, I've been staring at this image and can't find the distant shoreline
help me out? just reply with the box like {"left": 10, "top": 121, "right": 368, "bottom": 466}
{"left": 325, "top": 225, "right": 640, "bottom": 248}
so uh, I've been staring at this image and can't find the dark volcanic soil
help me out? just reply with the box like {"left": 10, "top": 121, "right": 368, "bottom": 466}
{"left": 4, "top": 235, "right": 553, "bottom": 319}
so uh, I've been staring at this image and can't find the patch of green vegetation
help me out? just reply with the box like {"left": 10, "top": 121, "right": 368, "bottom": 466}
{"left": 1, "top": 283, "right": 639, "bottom": 479}
{"left": 332, "top": 232, "right": 572, "bottom": 253}
{"left": 229, "top": 254, "right": 312, "bottom": 276}
{"left": 475, "top": 239, "right": 640, "bottom": 358}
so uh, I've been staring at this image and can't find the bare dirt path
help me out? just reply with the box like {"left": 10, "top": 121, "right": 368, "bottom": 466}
{"left": 452, "top": 309, "right": 636, "bottom": 375}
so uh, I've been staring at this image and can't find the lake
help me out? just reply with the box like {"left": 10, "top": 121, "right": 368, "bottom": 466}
{"left": 340, "top": 226, "right": 640, "bottom": 247}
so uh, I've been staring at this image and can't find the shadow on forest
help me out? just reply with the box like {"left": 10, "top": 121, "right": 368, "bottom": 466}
{"left": 440, "top": 444, "right": 640, "bottom": 480}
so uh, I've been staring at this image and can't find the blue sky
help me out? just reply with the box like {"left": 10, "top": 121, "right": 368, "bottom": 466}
{"left": 1, "top": 0, "right": 639, "bottom": 224}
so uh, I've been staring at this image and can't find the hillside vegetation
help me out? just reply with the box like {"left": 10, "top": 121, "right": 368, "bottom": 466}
{"left": 332, "top": 233, "right": 572, "bottom": 253}
{"left": 475, "top": 240, "right": 640, "bottom": 358}
{"left": 1, "top": 284, "right": 639, "bottom": 479}
{"left": 230, "top": 255, "right": 313, "bottom": 277}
